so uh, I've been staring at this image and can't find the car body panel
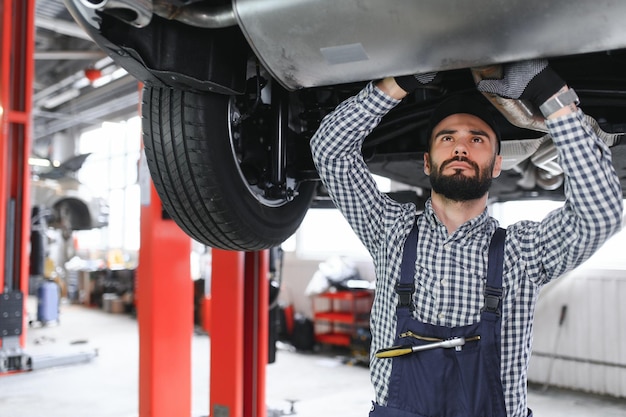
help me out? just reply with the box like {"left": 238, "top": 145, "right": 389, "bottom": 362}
{"left": 233, "top": 0, "right": 626, "bottom": 90}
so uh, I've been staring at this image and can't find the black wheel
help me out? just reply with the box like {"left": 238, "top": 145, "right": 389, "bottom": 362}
{"left": 141, "top": 85, "right": 316, "bottom": 251}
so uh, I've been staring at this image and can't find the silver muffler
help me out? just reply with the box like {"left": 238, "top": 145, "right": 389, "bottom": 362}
{"left": 79, "top": 0, "right": 237, "bottom": 29}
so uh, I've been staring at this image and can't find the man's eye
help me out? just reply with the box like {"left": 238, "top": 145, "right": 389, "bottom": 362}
{"left": 472, "top": 137, "right": 483, "bottom": 143}
{"left": 441, "top": 136, "right": 453, "bottom": 141}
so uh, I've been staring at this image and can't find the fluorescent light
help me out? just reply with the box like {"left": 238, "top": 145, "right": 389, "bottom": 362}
{"left": 41, "top": 89, "right": 80, "bottom": 109}
{"left": 28, "top": 157, "right": 51, "bottom": 167}
{"left": 91, "top": 67, "right": 128, "bottom": 88}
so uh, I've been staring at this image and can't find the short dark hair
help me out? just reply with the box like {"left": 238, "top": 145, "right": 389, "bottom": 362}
{"left": 427, "top": 94, "right": 501, "bottom": 154}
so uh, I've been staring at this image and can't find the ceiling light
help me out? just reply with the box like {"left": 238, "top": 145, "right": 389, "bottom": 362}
{"left": 41, "top": 89, "right": 81, "bottom": 109}
{"left": 91, "top": 67, "right": 128, "bottom": 88}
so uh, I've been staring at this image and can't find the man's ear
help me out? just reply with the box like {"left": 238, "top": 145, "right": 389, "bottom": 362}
{"left": 423, "top": 153, "right": 431, "bottom": 175}
{"left": 492, "top": 155, "right": 503, "bottom": 178}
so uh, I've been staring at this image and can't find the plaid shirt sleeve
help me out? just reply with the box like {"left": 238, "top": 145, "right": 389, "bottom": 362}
{"left": 509, "top": 109, "right": 623, "bottom": 283}
{"left": 310, "top": 82, "right": 411, "bottom": 255}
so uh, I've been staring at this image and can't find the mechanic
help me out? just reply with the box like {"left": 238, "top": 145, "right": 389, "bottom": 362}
{"left": 309, "top": 59, "right": 623, "bottom": 417}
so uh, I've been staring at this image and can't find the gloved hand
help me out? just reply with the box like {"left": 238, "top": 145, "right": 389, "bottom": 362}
{"left": 476, "top": 59, "right": 566, "bottom": 107}
{"left": 394, "top": 72, "right": 438, "bottom": 94}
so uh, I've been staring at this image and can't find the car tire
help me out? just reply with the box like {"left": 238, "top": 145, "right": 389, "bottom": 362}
{"left": 141, "top": 86, "right": 315, "bottom": 251}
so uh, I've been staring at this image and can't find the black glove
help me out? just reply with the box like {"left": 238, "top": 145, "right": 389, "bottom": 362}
{"left": 476, "top": 59, "right": 566, "bottom": 107}
{"left": 394, "top": 72, "right": 438, "bottom": 94}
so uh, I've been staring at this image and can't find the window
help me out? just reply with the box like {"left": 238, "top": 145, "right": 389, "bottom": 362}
{"left": 75, "top": 116, "right": 141, "bottom": 253}
{"left": 290, "top": 209, "right": 370, "bottom": 260}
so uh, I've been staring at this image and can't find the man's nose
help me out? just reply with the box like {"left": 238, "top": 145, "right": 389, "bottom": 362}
{"left": 453, "top": 143, "right": 468, "bottom": 155}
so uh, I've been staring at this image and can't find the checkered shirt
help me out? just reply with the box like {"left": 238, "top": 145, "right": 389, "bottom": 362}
{"left": 310, "top": 81, "right": 623, "bottom": 417}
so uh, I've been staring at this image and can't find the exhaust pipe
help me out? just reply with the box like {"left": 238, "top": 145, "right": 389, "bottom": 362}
{"left": 153, "top": 1, "right": 237, "bottom": 28}
{"left": 79, "top": 0, "right": 237, "bottom": 29}
{"left": 79, "top": 0, "right": 153, "bottom": 28}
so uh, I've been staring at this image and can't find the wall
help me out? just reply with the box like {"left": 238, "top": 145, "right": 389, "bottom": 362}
{"left": 528, "top": 267, "right": 626, "bottom": 397}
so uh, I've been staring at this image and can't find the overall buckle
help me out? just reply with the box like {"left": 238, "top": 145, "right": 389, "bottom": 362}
{"left": 482, "top": 285, "right": 502, "bottom": 315}
{"left": 395, "top": 282, "right": 415, "bottom": 311}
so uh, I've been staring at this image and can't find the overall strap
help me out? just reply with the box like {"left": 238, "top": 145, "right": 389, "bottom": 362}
{"left": 483, "top": 227, "right": 506, "bottom": 315}
{"left": 396, "top": 221, "right": 418, "bottom": 311}
{"left": 396, "top": 224, "right": 506, "bottom": 314}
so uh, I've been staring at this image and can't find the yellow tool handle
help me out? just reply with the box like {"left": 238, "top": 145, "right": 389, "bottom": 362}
{"left": 375, "top": 345, "right": 414, "bottom": 358}
{"left": 375, "top": 337, "right": 466, "bottom": 358}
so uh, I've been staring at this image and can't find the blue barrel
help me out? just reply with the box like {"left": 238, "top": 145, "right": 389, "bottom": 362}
{"left": 37, "top": 280, "right": 59, "bottom": 323}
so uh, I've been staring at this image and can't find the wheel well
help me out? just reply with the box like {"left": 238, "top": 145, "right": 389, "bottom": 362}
{"left": 52, "top": 198, "right": 91, "bottom": 230}
{"left": 98, "top": 13, "right": 250, "bottom": 94}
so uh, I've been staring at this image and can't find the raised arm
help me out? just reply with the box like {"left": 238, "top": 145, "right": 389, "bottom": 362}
{"left": 478, "top": 60, "right": 623, "bottom": 281}
{"left": 309, "top": 81, "right": 404, "bottom": 254}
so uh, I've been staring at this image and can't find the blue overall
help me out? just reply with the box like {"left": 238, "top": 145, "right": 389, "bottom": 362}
{"left": 370, "top": 224, "right": 510, "bottom": 417}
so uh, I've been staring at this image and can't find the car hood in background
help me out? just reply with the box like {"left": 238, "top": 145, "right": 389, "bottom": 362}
{"left": 233, "top": 0, "right": 626, "bottom": 90}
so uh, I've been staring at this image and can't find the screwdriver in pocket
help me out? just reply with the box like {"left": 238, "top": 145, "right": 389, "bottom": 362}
{"left": 375, "top": 337, "right": 466, "bottom": 358}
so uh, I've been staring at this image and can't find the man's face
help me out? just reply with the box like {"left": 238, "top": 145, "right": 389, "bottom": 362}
{"left": 424, "top": 113, "right": 502, "bottom": 202}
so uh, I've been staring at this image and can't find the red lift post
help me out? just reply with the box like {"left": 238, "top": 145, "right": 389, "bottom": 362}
{"left": 137, "top": 177, "right": 194, "bottom": 417}
{"left": 0, "top": 0, "right": 35, "bottom": 360}
{"left": 138, "top": 182, "right": 269, "bottom": 417}
{"left": 210, "top": 249, "right": 269, "bottom": 417}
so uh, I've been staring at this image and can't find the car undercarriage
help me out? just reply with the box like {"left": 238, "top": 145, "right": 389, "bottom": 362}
{"left": 65, "top": 0, "right": 626, "bottom": 250}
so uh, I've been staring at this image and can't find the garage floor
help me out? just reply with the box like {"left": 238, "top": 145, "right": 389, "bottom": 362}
{"left": 1, "top": 299, "right": 626, "bottom": 417}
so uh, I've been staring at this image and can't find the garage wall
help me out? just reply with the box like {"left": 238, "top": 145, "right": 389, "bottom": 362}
{"left": 528, "top": 268, "right": 626, "bottom": 397}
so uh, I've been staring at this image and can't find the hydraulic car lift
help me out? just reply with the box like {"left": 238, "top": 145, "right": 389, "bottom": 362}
{"left": 0, "top": 0, "right": 34, "bottom": 372}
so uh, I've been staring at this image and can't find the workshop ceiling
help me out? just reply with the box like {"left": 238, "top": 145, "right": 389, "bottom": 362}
{"left": 33, "top": 0, "right": 139, "bottom": 149}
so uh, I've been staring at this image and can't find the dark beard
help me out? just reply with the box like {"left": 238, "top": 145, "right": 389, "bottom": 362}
{"left": 429, "top": 157, "right": 494, "bottom": 202}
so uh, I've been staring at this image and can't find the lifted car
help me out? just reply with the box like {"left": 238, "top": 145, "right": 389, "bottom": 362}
{"left": 30, "top": 153, "right": 109, "bottom": 240}
{"left": 65, "top": 0, "right": 626, "bottom": 250}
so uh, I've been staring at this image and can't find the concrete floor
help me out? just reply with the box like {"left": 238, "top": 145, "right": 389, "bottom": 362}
{"left": 1, "top": 299, "right": 626, "bottom": 417}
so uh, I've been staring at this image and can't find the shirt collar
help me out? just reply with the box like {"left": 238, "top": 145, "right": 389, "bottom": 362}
{"left": 423, "top": 198, "right": 493, "bottom": 237}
